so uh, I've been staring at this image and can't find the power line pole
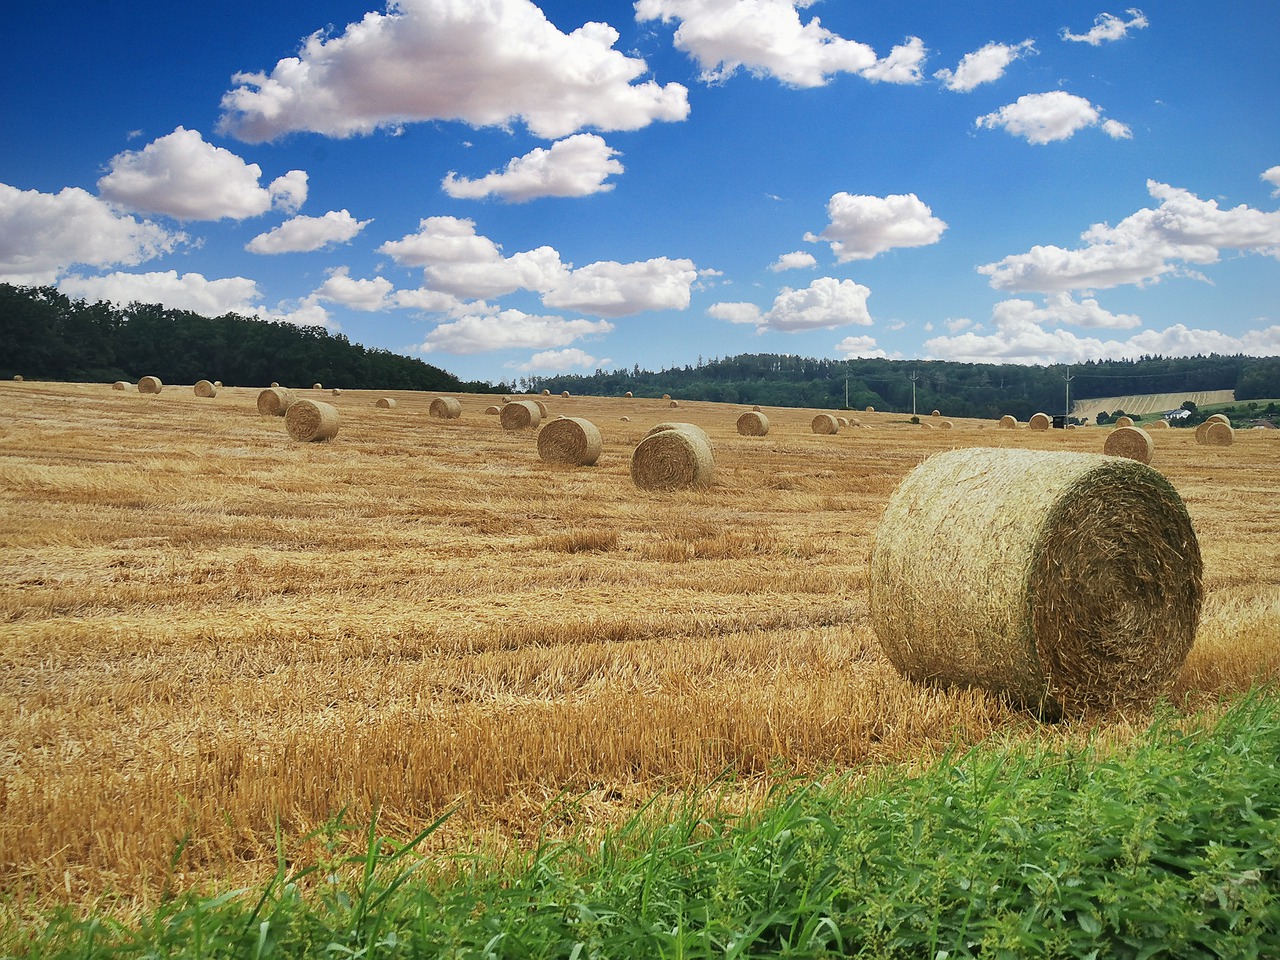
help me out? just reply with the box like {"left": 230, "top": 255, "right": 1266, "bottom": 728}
{"left": 908, "top": 371, "right": 919, "bottom": 417}
{"left": 1063, "top": 366, "right": 1075, "bottom": 418}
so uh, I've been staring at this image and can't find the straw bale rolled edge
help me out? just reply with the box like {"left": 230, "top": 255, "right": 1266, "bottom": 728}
{"left": 1028, "top": 412, "right": 1051, "bottom": 431}
{"left": 285, "top": 399, "right": 340, "bottom": 442}
{"left": 811, "top": 413, "right": 839, "bottom": 435}
{"left": 138, "top": 376, "right": 163, "bottom": 394}
{"left": 1115, "top": 415, "right": 1134, "bottom": 428}
{"left": 736, "top": 410, "right": 769, "bottom": 436}
{"left": 257, "top": 386, "right": 294, "bottom": 416}
{"left": 537, "top": 417, "right": 602, "bottom": 466}
{"left": 500, "top": 399, "right": 542, "bottom": 430}
{"left": 376, "top": 397, "right": 397, "bottom": 409}
{"left": 1102, "top": 426, "right": 1154, "bottom": 464}
{"left": 429, "top": 396, "right": 462, "bottom": 419}
{"left": 194, "top": 379, "right": 217, "bottom": 398}
{"left": 1204, "top": 421, "right": 1234, "bottom": 446}
{"left": 630, "top": 426, "right": 714, "bottom": 491}
{"left": 112, "top": 380, "right": 131, "bottom": 391}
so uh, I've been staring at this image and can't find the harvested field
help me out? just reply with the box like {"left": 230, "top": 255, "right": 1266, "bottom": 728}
{"left": 1, "top": 379, "right": 1278, "bottom": 908}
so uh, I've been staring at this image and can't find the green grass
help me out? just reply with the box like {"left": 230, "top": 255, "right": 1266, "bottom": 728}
{"left": 8, "top": 693, "right": 1280, "bottom": 959}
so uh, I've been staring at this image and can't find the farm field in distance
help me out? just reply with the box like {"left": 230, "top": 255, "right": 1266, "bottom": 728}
{"left": 2, "top": 379, "right": 1280, "bottom": 916}
{"left": 1070, "top": 389, "right": 1236, "bottom": 421}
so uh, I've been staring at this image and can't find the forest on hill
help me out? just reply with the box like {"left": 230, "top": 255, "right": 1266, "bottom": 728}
{"left": 0, "top": 284, "right": 491, "bottom": 394}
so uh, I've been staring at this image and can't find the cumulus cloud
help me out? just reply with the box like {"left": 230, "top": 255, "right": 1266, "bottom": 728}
{"left": 710, "top": 276, "right": 872, "bottom": 332}
{"left": 517, "top": 347, "right": 607, "bottom": 371}
{"left": 380, "top": 216, "right": 696, "bottom": 316}
{"left": 976, "top": 91, "right": 1128, "bottom": 144}
{"left": 833, "top": 334, "right": 887, "bottom": 359}
{"left": 1061, "top": 9, "right": 1149, "bottom": 45}
{"left": 246, "top": 209, "right": 371, "bottom": 254}
{"left": 57, "top": 270, "right": 263, "bottom": 316}
{"left": 804, "top": 192, "right": 947, "bottom": 262}
{"left": 934, "top": 39, "right": 1035, "bottom": 92}
{"left": 264, "top": 298, "right": 339, "bottom": 330}
{"left": 442, "top": 134, "right": 623, "bottom": 202}
{"left": 418, "top": 308, "right": 613, "bottom": 354}
{"left": 979, "top": 179, "right": 1280, "bottom": 293}
{"left": 309, "top": 267, "right": 397, "bottom": 311}
{"left": 218, "top": 0, "right": 688, "bottom": 142}
{"left": 635, "top": 0, "right": 924, "bottom": 87}
{"left": 769, "top": 250, "right": 817, "bottom": 272}
{"left": 0, "top": 182, "right": 184, "bottom": 285}
{"left": 1263, "top": 165, "right": 1280, "bottom": 197}
{"left": 97, "top": 127, "right": 306, "bottom": 220}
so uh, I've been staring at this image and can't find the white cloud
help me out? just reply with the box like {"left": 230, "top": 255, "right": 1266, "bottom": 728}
{"left": 804, "top": 192, "right": 947, "bottom": 262}
{"left": 1061, "top": 9, "right": 1149, "bottom": 45}
{"left": 419, "top": 308, "right": 613, "bottom": 354}
{"left": 710, "top": 276, "right": 872, "bottom": 332}
{"left": 635, "top": 0, "right": 923, "bottom": 87}
{"left": 833, "top": 334, "right": 887, "bottom": 359}
{"left": 218, "top": 0, "right": 688, "bottom": 142}
{"left": 246, "top": 209, "right": 371, "bottom": 254}
{"left": 994, "top": 293, "right": 1141, "bottom": 329}
{"left": 541, "top": 257, "right": 697, "bottom": 317}
{"left": 97, "top": 127, "right": 306, "bottom": 220}
{"left": 945, "top": 317, "right": 974, "bottom": 333}
{"left": 979, "top": 179, "right": 1280, "bottom": 293}
{"left": 769, "top": 250, "right": 817, "bottom": 272}
{"left": 390, "top": 287, "right": 466, "bottom": 313}
{"left": 265, "top": 298, "right": 339, "bottom": 330}
{"left": 442, "top": 134, "right": 624, "bottom": 202}
{"left": 517, "top": 347, "right": 607, "bottom": 371}
{"left": 934, "top": 40, "right": 1034, "bottom": 92}
{"left": 57, "top": 270, "right": 263, "bottom": 316}
{"left": 1263, "top": 166, "right": 1280, "bottom": 197}
{"left": 976, "top": 92, "right": 1126, "bottom": 145}
{"left": 0, "top": 182, "right": 184, "bottom": 285}
{"left": 310, "top": 268, "right": 396, "bottom": 311}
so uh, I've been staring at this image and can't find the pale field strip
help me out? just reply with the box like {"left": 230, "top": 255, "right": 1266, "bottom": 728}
{"left": 0, "top": 380, "right": 1278, "bottom": 903}
{"left": 1070, "top": 389, "right": 1235, "bottom": 420}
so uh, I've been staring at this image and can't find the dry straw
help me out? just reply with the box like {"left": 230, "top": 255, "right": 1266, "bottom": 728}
{"left": 669, "top": 399, "right": 680, "bottom": 408}
{"left": 940, "top": 420, "right": 954, "bottom": 430}
{"left": 631, "top": 425, "right": 714, "bottom": 491}
{"left": 811, "top": 413, "right": 839, "bottom": 435}
{"left": 331, "top": 388, "right": 343, "bottom": 396}
{"left": 999, "top": 414, "right": 1017, "bottom": 429}
{"left": 285, "top": 399, "right": 340, "bottom": 442}
{"left": 869, "top": 447, "right": 1202, "bottom": 717}
{"left": 312, "top": 382, "right": 323, "bottom": 389}
{"left": 534, "top": 400, "right": 548, "bottom": 418}
{"left": 624, "top": 391, "right": 633, "bottom": 398}
{"left": 538, "top": 416, "right": 602, "bottom": 466}
{"left": 1149, "top": 420, "right": 1170, "bottom": 430}
{"left": 541, "top": 389, "right": 551, "bottom": 396}
{"left": 736, "top": 410, "right": 769, "bottom": 436}
{"left": 865, "top": 406, "right": 875, "bottom": 413}
{"left": 375, "top": 397, "right": 397, "bottom": 409}
{"left": 931, "top": 409, "right": 941, "bottom": 417}
{"left": 194, "top": 379, "right": 218, "bottom": 398}
{"left": 1103, "top": 425, "right": 1154, "bottom": 464}
{"left": 12, "top": 374, "right": 22, "bottom": 381}
{"left": 1204, "top": 422, "right": 1234, "bottom": 446}
{"left": 561, "top": 390, "right": 571, "bottom": 398}
{"left": 1206, "top": 413, "right": 1231, "bottom": 426}
{"left": 1115, "top": 415, "right": 1134, "bottom": 428}
{"left": 500, "top": 399, "right": 542, "bottom": 430}
{"left": 484, "top": 405, "right": 500, "bottom": 415}
{"left": 112, "top": 381, "right": 131, "bottom": 391}
{"left": 429, "top": 396, "right": 462, "bottom": 419}
{"left": 257, "top": 386, "right": 294, "bottom": 417}
{"left": 1028, "top": 412, "right": 1051, "bottom": 431}
{"left": 138, "top": 376, "right": 163, "bottom": 394}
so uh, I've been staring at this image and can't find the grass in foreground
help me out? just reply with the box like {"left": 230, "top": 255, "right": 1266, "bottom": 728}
{"left": 9, "top": 692, "right": 1280, "bottom": 960}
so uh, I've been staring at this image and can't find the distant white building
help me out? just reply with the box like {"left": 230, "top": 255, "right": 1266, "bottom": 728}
{"left": 1163, "top": 409, "right": 1192, "bottom": 421}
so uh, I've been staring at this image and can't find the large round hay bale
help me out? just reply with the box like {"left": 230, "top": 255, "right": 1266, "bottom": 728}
{"left": 939, "top": 420, "right": 953, "bottom": 430}
{"left": 624, "top": 391, "right": 633, "bottom": 398}
{"left": 500, "top": 399, "right": 542, "bottom": 430}
{"left": 484, "top": 405, "right": 500, "bottom": 415}
{"left": 811, "top": 413, "right": 839, "bottom": 435}
{"left": 112, "top": 380, "right": 131, "bottom": 391}
{"left": 662, "top": 394, "right": 672, "bottom": 401}
{"left": 214, "top": 381, "right": 222, "bottom": 388}
{"left": 331, "top": 388, "right": 343, "bottom": 396}
{"left": 1103, "top": 426, "right": 1154, "bottom": 464}
{"left": 1194, "top": 421, "right": 1215, "bottom": 444}
{"left": 668, "top": 399, "right": 680, "bottom": 408}
{"left": 931, "top": 409, "right": 941, "bottom": 417}
{"left": 1149, "top": 420, "right": 1170, "bottom": 430}
{"left": 998, "top": 415, "right": 1017, "bottom": 429}
{"left": 837, "top": 416, "right": 849, "bottom": 427}
{"left": 137, "top": 376, "right": 163, "bottom": 394}
{"left": 645, "top": 422, "right": 710, "bottom": 446}
{"left": 257, "top": 386, "right": 294, "bottom": 416}
{"left": 13, "top": 375, "right": 22, "bottom": 381}
{"left": 869, "top": 447, "right": 1201, "bottom": 717}
{"left": 271, "top": 381, "right": 280, "bottom": 388}
{"left": 429, "top": 397, "right": 462, "bottom": 419}
{"left": 375, "top": 397, "right": 397, "bottom": 409}
{"left": 752, "top": 405, "right": 762, "bottom": 412}
{"left": 538, "top": 416, "right": 602, "bottom": 466}
{"left": 534, "top": 400, "right": 548, "bottom": 418}
{"left": 312, "top": 382, "right": 323, "bottom": 390}
{"left": 194, "top": 379, "right": 218, "bottom": 398}
{"left": 1028, "top": 412, "right": 1051, "bottom": 431}
{"left": 1206, "top": 413, "right": 1230, "bottom": 426}
{"left": 285, "top": 399, "right": 340, "bottom": 442}
{"left": 541, "top": 389, "right": 551, "bottom": 396}
{"left": 560, "top": 390, "right": 571, "bottom": 399}
{"left": 865, "top": 406, "right": 875, "bottom": 413}
{"left": 1204, "top": 422, "right": 1234, "bottom": 446}
{"left": 620, "top": 416, "right": 630, "bottom": 422}
{"left": 1114, "top": 415, "right": 1134, "bottom": 428}
{"left": 631, "top": 426, "right": 714, "bottom": 491}
{"left": 736, "top": 410, "right": 769, "bottom": 436}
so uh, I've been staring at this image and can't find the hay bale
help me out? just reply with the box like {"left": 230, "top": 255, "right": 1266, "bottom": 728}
{"left": 112, "top": 380, "right": 131, "bottom": 391}
{"left": 285, "top": 399, "right": 340, "bottom": 442}
{"left": 534, "top": 400, "right": 548, "bottom": 418}
{"left": 500, "top": 399, "right": 542, "bottom": 430}
{"left": 1204, "top": 422, "right": 1234, "bottom": 446}
{"left": 736, "top": 410, "right": 769, "bottom": 436}
{"left": 848, "top": 417, "right": 862, "bottom": 427}
{"left": 811, "top": 413, "right": 839, "bottom": 435}
{"left": 429, "top": 397, "right": 462, "bottom": 419}
{"left": 1028, "top": 412, "right": 1051, "bottom": 431}
{"left": 271, "top": 381, "right": 280, "bottom": 388}
{"left": 624, "top": 391, "right": 633, "bottom": 398}
{"left": 560, "top": 390, "right": 571, "bottom": 399}
{"left": 999, "top": 414, "right": 1017, "bottom": 429}
{"left": 1115, "top": 415, "right": 1134, "bottom": 428}
{"left": 869, "top": 447, "right": 1201, "bottom": 717}
{"left": 331, "top": 388, "right": 343, "bottom": 396}
{"left": 312, "top": 382, "right": 322, "bottom": 390}
{"left": 12, "top": 375, "right": 22, "bottom": 381}
{"left": 620, "top": 416, "right": 630, "bottom": 422}
{"left": 484, "top": 405, "right": 500, "bottom": 415}
{"left": 137, "top": 376, "right": 163, "bottom": 394}
{"left": 1103, "top": 426, "right": 1154, "bottom": 464}
{"left": 376, "top": 397, "right": 397, "bottom": 409}
{"left": 931, "top": 409, "right": 941, "bottom": 417}
{"left": 631, "top": 426, "right": 714, "bottom": 491}
{"left": 194, "top": 379, "right": 218, "bottom": 398}
{"left": 538, "top": 416, "right": 602, "bottom": 466}
{"left": 865, "top": 406, "right": 875, "bottom": 413}
{"left": 753, "top": 405, "right": 762, "bottom": 412}
{"left": 662, "top": 394, "right": 671, "bottom": 401}
{"left": 837, "top": 416, "right": 849, "bottom": 427}
{"left": 940, "top": 420, "right": 954, "bottom": 430}
{"left": 214, "top": 381, "right": 222, "bottom": 388}
{"left": 669, "top": 399, "right": 680, "bottom": 408}
{"left": 257, "top": 387, "right": 294, "bottom": 416}
{"left": 1206, "top": 413, "right": 1230, "bottom": 425}
{"left": 1149, "top": 420, "right": 1170, "bottom": 430}
{"left": 541, "top": 389, "right": 551, "bottom": 396}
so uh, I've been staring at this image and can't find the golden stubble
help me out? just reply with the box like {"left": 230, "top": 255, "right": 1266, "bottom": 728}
{"left": 1, "top": 380, "right": 1278, "bottom": 905}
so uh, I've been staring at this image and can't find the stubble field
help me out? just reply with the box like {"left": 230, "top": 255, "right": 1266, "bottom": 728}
{"left": 2, "top": 380, "right": 1279, "bottom": 910}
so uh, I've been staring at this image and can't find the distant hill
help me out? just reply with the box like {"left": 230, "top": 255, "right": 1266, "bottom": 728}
{"left": 1071, "top": 390, "right": 1236, "bottom": 422}
{"left": 0, "top": 283, "right": 501, "bottom": 394}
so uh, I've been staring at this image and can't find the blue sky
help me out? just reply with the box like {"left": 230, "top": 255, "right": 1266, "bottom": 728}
{"left": 3, "top": 1, "right": 1278, "bottom": 384}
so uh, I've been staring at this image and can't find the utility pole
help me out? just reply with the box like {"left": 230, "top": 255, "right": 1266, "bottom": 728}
{"left": 844, "top": 377, "right": 849, "bottom": 409}
{"left": 908, "top": 371, "right": 919, "bottom": 417}
{"left": 1063, "top": 365, "right": 1075, "bottom": 418}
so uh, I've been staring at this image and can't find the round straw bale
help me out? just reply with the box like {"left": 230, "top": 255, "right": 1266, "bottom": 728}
{"left": 811, "top": 413, "right": 839, "bottom": 435}
{"left": 663, "top": 394, "right": 671, "bottom": 400}
{"left": 931, "top": 409, "right": 941, "bottom": 417}
{"left": 1206, "top": 413, "right": 1230, "bottom": 425}
{"left": 112, "top": 380, "right": 131, "bottom": 391}
{"left": 865, "top": 406, "right": 875, "bottom": 413}
{"left": 631, "top": 426, "right": 714, "bottom": 491}
{"left": 214, "top": 380, "right": 222, "bottom": 388}
{"left": 560, "top": 390, "right": 571, "bottom": 398}
{"left": 837, "top": 416, "right": 849, "bottom": 427}
{"left": 137, "top": 376, "right": 163, "bottom": 394}
{"left": 668, "top": 399, "right": 680, "bottom": 408}
{"left": 1194, "top": 421, "right": 1212, "bottom": 444}
{"left": 13, "top": 374, "right": 22, "bottom": 381}
{"left": 257, "top": 386, "right": 294, "bottom": 416}
{"left": 376, "top": 397, "right": 397, "bottom": 409}
{"left": 1149, "top": 419, "right": 1170, "bottom": 430}
{"left": 999, "top": 414, "right": 1017, "bottom": 429}
{"left": 1103, "top": 426, "right": 1154, "bottom": 464}
{"left": 645, "top": 421, "right": 710, "bottom": 447}
{"left": 869, "top": 447, "right": 1202, "bottom": 717}
{"left": 1028, "top": 412, "right": 1051, "bottom": 431}
{"left": 940, "top": 420, "right": 954, "bottom": 430}
{"left": 312, "top": 382, "right": 322, "bottom": 390}
{"left": 500, "top": 399, "right": 542, "bottom": 430}
{"left": 1204, "top": 422, "right": 1234, "bottom": 446}
{"left": 541, "top": 389, "right": 551, "bottom": 396}
{"left": 194, "top": 379, "right": 218, "bottom": 398}
{"left": 1115, "top": 415, "right": 1134, "bottom": 428}
{"left": 271, "top": 381, "right": 280, "bottom": 388}
{"left": 753, "top": 405, "right": 762, "bottom": 412}
{"left": 331, "top": 388, "right": 343, "bottom": 396}
{"left": 538, "top": 416, "right": 602, "bottom": 466}
{"left": 624, "top": 391, "right": 633, "bottom": 398}
{"left": 429, "top": 396, "right": 462, "bottom": 419}
{"left": 736, "top": 410, "right": 769, "bottom": 436}
{"left": 848, "top": 417, "right": 862, "bottom": 427}
{"left": 285, "top": 399, "right": 340, "bottom": 442}
{"left": 620, "top": 416, "right": 630, "bottom": 422}
{"left": 484, "top": 405, "right": 500, "bottom": 415}
{"left": 534, "top": 400, "right": 548, "bottom": 418}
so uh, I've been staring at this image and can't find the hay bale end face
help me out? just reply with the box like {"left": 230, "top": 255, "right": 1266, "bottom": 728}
{"left": 561, "top": 390, "right": 570, "bottom": 399}
{"left": 1149, "top": 420, "right": 1170, "bottom": 430}
{"left": 865, "top": 406, "right": 875, "bottom": 413}
{"left": 194, "top": 379, "right": 218, "bottom": 398}
{"left": 999, "top": 414, "right": 1017, "bottom": 429}
{"left": 257, "top": 387, "right": 294, "bottom": 417}
{"left": 375, "top": 397, "right": 397, "bottom": 409}
{"left": 1103, "top": 426, "right": 1154, "bottom": 464}
{"left": 214, "top": 381, "right": 222, "bottom": 388}
{"left": 484, "top": 405, "right": 500, "bottom": 415}
{"left": 624, "top": 391, "right": 633, "bottom": 398}
{"left": 429, "top": 396, "right": 462, "bottom": 419}
{"left": 931, "top": 409, "right": 941, "bottom": 417}
{"left": 736, "top": 410, "right": 769, "bottom": 436}
{"left": 538, "top": 417, "right": 602, "bottom": 466}
{"left": 285, "top": 399, "right": 340, "bottom": 442}
{"left": 500, "top": 399, "right": 542, "bottom": 430}
{"left": 668, "top": 399, "right": 680, "bottom": 408}
{"left": 1206, "top": 413, "right": 1230, "bottom": 425}
{"left": 940, "top": 420, "right": 954, "bottom": 430}
{"left": 13, "top": 375, "right": 22, "bottom": 381}
{"left": 331, "top": 388, "right": 343, "bottom": 396}
{"left": 1115, "top": 415, "right": 1134, "bottom": 428}
{"left": 1204, "top": 422, "right": 1234, "bottom": 446}
{"left": 1028, "top": 412, "right": 1051, "bottom": 431}
{"left": 312, "top": 383, "right": 323, "bottom": 390}
{"left": 869, "top": 447, "right": 1202, "bottom": 717}
{"left": 112, "top": 380, "right": 131, "bottom": 391}
{"left": 662, "top": 394, "right": 671, "bottom": 401}
{"left": 137, "top": 376, "right": 163, "bottom": 394}
{"left": 631, "top": 426, "right": 714, "bottom": 491}
{"left": 541, "top": 389, "right": 551, "bottom": 396}
{"left": 811, "top": 413, "right": 839, "bottom": 435}
{"left": 620, "top": 416, "right": 630, "bottom": 422}
{"left": 271, "top": 381, "right": 280, "bottom": 388}
{"left": 534, "top": 400, "right": 548, "bottom": 418}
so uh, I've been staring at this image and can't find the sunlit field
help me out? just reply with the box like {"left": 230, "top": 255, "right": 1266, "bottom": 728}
{"left": 2, "top": 379, "right": 1279, "bottom": 911}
